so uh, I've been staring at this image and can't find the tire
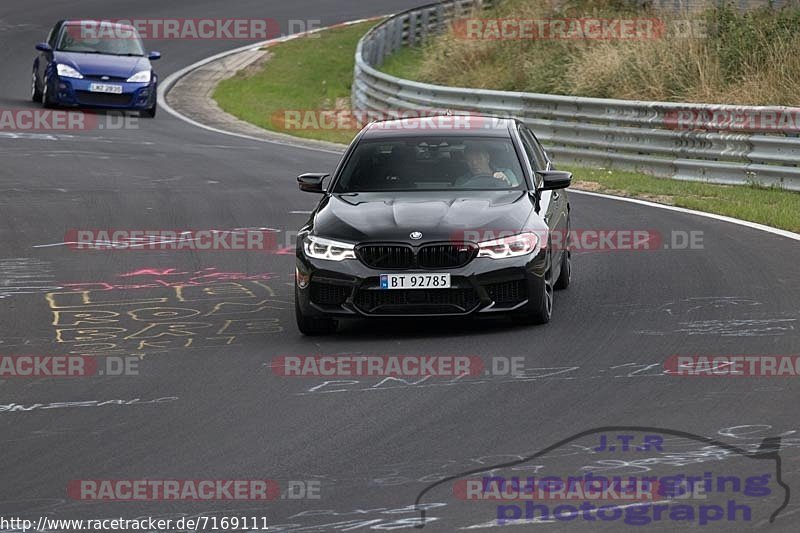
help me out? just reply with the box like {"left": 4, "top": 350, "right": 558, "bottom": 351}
{"left": 554, "top": 249, "right": 571, "bottom": 290}
{"left": 295, "top": 292, "right": 337, "bottom": 335}
{"left": 42, "top": 79, "right": 56, "bottom": 108}
{"left": 140, "top": 103, "right": 157, "bottom": 118}
{"left": 31, "top": 71, "right": 43, "bottom": 103}
{"left": 512, "top": 254, "right": 554, "bottom": 325}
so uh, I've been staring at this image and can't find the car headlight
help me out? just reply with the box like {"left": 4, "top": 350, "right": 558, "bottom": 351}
{"left": 477, "top": 232, "right": 539, "bottom": 259}
{"left": 127, "top": 70, "right": 152, "bottom": 83}
{"left": 303, "top": 235, "right": 356, "bottom": 261}
{"left": 56, "top": 64, "right": 83, "bottom": 79}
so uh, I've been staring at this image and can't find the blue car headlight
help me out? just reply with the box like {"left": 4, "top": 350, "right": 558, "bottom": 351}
{"left": 127, "top": 70, "right": 152, "bottom": 83}
{"left": 57, "top": 64, "right": 83, "bottom": 79}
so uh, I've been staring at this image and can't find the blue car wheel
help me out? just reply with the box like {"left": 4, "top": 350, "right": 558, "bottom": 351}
{"left": 41, "top": 76, "right": 56, "bottom": 108}
{"left": 31, "top": 70, "right": 43, "bottom": 102}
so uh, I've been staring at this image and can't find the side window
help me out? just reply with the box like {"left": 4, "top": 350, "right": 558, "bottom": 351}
{"left": 48, "top": 22, "right": 63, "bottom": 48}
{"left": 517, "top": 125, "right": 538, "bottom": 178}
{"left": 522, "top": 127, "right": 549, "bottom": 170}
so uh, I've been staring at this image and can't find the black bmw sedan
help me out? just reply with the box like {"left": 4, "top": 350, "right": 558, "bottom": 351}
{"left": 294, "top": 115, "right": 572, "bottom": 335}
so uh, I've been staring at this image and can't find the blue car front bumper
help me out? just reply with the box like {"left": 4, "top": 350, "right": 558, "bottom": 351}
{"left": 51, "top": 76, "right": 156, "bottom": 110}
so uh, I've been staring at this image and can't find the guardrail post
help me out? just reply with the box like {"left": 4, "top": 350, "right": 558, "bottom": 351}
{"left": 407, "top": 11, "right": 418, "bottom": 47}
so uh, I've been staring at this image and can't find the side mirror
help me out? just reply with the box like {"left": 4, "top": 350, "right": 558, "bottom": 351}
{"left": 36, "top": 42, "right": 52, "bottom": 52}
{"left": 297, "top": 173, "right": 329, "bottom": 193}
{"left": 537, "top": 170, "right": 572, "bottom": 191}
{"left": 148, "top": 51, "right": 162, "bottom": 61}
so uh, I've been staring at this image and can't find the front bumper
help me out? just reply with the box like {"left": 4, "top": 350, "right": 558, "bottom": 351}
{"left": 296, "top": 248, "right": 548, "bottom": 318}
{"left": 50, "top": 76, "right": 156, "bottom": 110}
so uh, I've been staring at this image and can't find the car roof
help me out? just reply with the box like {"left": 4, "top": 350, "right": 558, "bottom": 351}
{"left": 360, "top": 115, "right": 515, "bottom": 139}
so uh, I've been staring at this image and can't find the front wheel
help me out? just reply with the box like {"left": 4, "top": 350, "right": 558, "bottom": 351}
{"left": 140, "top": 103, "right": 157, "bottom": 118}
{"left": 295, "top": 291, "right": 337, "bottom": 336}
{"left": 512, "top": 258, "right": 554, "bottom": 325}
{"left": 554, "top": 249, "right": 571, "bottom": 290}
{"left": 41, "top": 79, "right": 56, "bottom": 108}
{"left": 31, "top": 71, "right": 43, "bottom": 103}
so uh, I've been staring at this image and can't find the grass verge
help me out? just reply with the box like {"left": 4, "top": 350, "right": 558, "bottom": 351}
{"left": 212, "top": 18, "right": 800, "bottom": 233}
{"left": 214, "top": 20, "right": 381, "bottom": 145}
{"left": 563, "top": 167, "right": 799, "bottom": 233}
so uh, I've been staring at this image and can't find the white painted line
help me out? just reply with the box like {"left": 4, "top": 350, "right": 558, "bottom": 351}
{"left": 570, "top": 189, "right": 800, "bottom": 241}
{"left": 32, "top": 242, "right": 78, "bottom": 248}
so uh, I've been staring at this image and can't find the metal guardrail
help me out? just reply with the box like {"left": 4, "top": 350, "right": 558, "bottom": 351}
{"left": 352, "top": 0, "right": 800, "bottom": 190}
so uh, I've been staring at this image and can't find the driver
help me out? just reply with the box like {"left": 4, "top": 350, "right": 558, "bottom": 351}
{"left": 455, "top": 142, "right": 511, "bottom": 186}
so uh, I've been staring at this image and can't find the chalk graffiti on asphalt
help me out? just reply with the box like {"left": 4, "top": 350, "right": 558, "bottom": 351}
{"left": 45, "top": 268, "right": 288, "bottom": 357}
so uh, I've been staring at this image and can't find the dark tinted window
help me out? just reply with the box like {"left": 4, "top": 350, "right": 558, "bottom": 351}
{"left": 47, "top": 22, "right": 63, "bottom": 48}
{"left": 520, "top": 126, "right": 549, "bottom": 170}
{"left": 57, "top": 23, "right": 145, "bottom": 56}
{"left": 333, "top": 137, "right": 526, "bottom": 192}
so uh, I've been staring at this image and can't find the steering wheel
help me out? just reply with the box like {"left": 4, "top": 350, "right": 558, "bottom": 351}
{"left": 460, "top": 173, "right": 509, "bottom": 188}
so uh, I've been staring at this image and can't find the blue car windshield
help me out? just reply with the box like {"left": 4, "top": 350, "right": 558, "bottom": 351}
{"left": 333, "top": 136, "right": 527, "bottom": 193}
{"left": 57, "top": 23, "right": 145, "bottom": 56}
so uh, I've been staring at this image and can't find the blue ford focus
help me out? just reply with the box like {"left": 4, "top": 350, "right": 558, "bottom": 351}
{"left": 32, "top": 20, "right": 161, "bottom": 117}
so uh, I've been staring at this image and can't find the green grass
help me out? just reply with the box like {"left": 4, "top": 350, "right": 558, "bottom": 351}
{"left": 564, "top": 166, "right": 800, "bottom": 233}
{"left": 212, "top": 17, "right": 800, "bottom": 233}
{"left": 379, "top": 46, "right": 427, "bottom": 80}
{"left": 214, "top": 20, "right": 382, "bottom": 145}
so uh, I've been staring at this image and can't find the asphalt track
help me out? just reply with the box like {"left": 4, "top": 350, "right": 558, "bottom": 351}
{"left": 0, "top": 1, "right": 799, "bottom": 531}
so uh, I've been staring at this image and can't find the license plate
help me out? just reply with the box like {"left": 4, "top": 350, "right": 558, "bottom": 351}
{"left": 89, "top": 83, "right": 123, "bottom": 94}
{"left": 380, "top": 273, "right": 450, "bottom": 289}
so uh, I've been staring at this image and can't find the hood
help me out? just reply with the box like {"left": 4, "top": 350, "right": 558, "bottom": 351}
{"left": 54, "top": 51, "right": 150, "bottom": 78}
{"left": 312, "top": 191, "right": 536, "bottom": 244}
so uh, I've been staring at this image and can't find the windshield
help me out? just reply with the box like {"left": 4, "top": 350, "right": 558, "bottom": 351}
{"left": 333, "top": 136, "right": 527, "bottom": 193}
{"left": 57, "top": 23, "right": 145, "bottom": 56}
